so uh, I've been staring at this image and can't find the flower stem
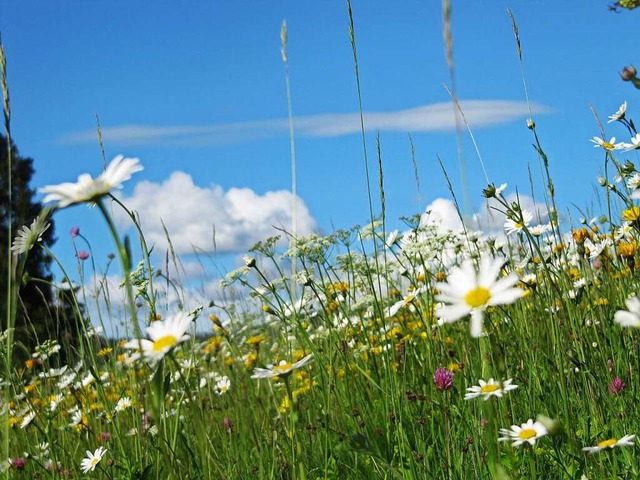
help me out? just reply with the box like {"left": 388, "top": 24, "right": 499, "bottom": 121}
{"left": 479, "top": 333, "right": 499, "bottom": 476}
{"left": 96, "top": 199, "right": 141, "bottom": 339}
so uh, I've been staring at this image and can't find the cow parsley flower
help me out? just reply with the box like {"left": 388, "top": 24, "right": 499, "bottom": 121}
{"left": 435, "top": 256, "right": 524, "bottom": 337}
{"left": 40, "top": 155, "right": 143, "bottom": 208}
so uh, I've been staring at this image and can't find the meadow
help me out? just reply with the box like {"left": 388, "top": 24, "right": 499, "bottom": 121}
{"left": 4, "top": 5, "right": 640, "bottom": 480}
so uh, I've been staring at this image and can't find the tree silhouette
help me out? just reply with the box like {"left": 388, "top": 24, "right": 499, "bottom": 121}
{"left": 0, "top": 133, "right": 58, "bottom": 363}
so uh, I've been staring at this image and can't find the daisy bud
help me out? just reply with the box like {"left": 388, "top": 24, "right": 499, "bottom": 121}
{"left": 243, "top": 255, "right": 256, "bottom": 268}
{"left": 621, "top": 66, "right": 637, "bottom": 81}
{"left": 482, "top": 184, "right": 497, "bottom": 199}
{"left": 622, "top": 160, "right": 636, "bottom": 175}
{"left": 620, "top": 66, "right": 640, "bottom": 89}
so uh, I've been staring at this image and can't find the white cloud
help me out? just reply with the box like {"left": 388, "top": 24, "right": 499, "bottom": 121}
{"left": 421, "top": 193, "right": 549, "bottom": 236}
{"left": 422, "top": 198, "right": 465, "bottom": 232}
{"left": 60, "top": 100, "right": 550, "bottom": 146}
{"left": 113, "top": 171, "right": 317, "bottom": 255}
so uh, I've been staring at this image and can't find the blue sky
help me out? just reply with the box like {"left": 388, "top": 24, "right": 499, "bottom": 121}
{"left": 1, "top": 1, "right": 638, "bottom": 331}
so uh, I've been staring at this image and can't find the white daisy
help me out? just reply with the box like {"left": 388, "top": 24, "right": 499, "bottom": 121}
{"left": 11, "top": 214, "right": 50, "bottom": 255}
{"left": 614, "top": 296, "right": 640, "bottom": 328}
{"left": 385, "top": 229, "right": 399, "bottom": 248}
{"left": 114, "top": 397, "right": 132, "bottom": 413}
{"left": 251, "top": 354, "right": 314, "bottom": 379}
{"left": 590, "top": 136, "right": 623, "bottom": 151}
{"left": 499, "top": 419, "right": 548, "bottom": 447}
{"left": 528, "top": 223, "right": 552, "bottom": 237}
{"left": 495, "top": 183, "right": 508, "bottom": 195}
{"left": 608, "top": 101, "right": 627, "bottom": 123}
{"left": 123, "top": 312, "right": 192, "bottom": 365}
{"left": 622, "top": 133, "right": 640, "bottom": 151}
{"left": 80, "top": 446, "right": 107, "bottom": 474}
{"left": 68, "top": 408, "right": 83, "bottom": 428}
{"left": 215, "top": 376, "right": 231, "bottom": 395}
{"left": 582, "top": 434, "right": 635, "bottom": 454}
{"left": 49, "top": 394, "right": 64, "bottom": 412}
{"left": 464, "top": 378, "right": 518, "bottom": 401}
{"left": 504, "top": 210, "right": 533, "bottom": 235}
{"left": 40, "top": 155, "right": 143, "bottom": 209}
{"left": 627, "top": 172, "right": 640, "bottom": 190}
{"left": 20, "top": 410, "right": 35, "bottom": 429}
{"left": 435, "top": 256, "right": 524, "bottom": 338}
{"left": 388, "top": 286, "right": 427, "bottom": 317}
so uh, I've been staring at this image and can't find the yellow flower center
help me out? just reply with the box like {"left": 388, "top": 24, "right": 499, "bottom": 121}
{"left": 273, "top": 362, "right": 293, "bottom": 375}
{"left": 518, "top": 428, "right": 537, "bottom": 440}
{"left": 152, "top": 335, "right": 178, "bottom": 351}
{"left": 602, "top": 142, "right": 614, "bottom": 150}
{"left": 597, "top": 438, "right": 618, "bottom": 448}
{"left": 480, "top": 384, "right": 500, "bottom": 394}
{"left": 464, "top": 287, "right": 491, "bottom": 308}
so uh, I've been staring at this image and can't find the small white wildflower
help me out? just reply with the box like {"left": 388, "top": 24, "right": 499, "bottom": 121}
{"left": 80, "top": 446, "right": 107, "bottom": 474}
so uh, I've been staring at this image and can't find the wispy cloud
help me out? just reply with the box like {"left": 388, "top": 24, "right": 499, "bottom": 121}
{"left": 61, "top": 100, "right": 550, "bottom": 146}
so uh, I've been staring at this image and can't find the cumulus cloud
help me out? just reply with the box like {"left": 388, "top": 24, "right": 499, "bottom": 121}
{"left": 60, "top": 100, "right": 550, "bottom": 146}
{"left": 113, "top": 171, "right": 316, "bottom": 255}
{"left": 422, "top": 193, "right": 549, "bottom": 236}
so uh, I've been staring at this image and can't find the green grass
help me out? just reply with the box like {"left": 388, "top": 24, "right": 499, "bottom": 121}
{"left": 4, "top": 180, "right": 640, "bottom": 479}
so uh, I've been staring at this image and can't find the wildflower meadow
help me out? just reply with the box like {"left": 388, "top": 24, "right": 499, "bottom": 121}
{"left": 4, "top": 3, "right": 640, "bottom": 480}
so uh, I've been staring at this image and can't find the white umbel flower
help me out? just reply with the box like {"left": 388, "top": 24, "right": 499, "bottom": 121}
{"left": 40, "top": 155, "right": 142, "bottom": 208}
{"left": 435, "top": 256, "right": 524, "bottom": 337}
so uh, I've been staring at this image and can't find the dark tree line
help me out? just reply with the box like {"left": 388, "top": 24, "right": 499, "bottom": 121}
{"left": 1, "top": 133, "right": 86, "bottom": 365}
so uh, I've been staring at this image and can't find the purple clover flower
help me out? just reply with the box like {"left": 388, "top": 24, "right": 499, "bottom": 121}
{"left": 434, "top": 367, "right": 454, "bottom": 392}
